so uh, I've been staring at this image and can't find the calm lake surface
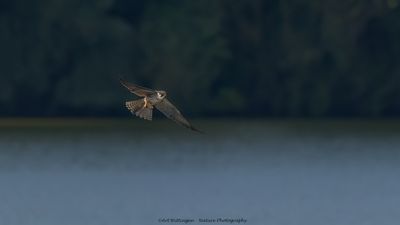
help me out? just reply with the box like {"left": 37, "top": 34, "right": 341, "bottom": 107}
{"left": 0, "top": 119, "right": 400, "bottom": 225}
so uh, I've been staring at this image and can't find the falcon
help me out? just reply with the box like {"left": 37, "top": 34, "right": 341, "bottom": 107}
{"left": 120, "top": 78, "right": 202, "bottom": 132}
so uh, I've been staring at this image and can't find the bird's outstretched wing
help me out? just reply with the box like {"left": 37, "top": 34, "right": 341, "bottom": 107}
{"left": 155, "top": 99, "right": 202, "bottom": 133}
{"left": 120, "top": 78, "right": 155, "bottom": 97}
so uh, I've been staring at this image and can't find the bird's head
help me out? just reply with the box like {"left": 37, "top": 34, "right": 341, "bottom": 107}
{"left": 156, "top": 90, "right": 167, "bottom": 99}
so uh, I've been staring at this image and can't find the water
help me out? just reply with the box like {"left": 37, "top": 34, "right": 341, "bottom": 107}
{"left": 0, "top": 119, "right": 400, "bottom": 225}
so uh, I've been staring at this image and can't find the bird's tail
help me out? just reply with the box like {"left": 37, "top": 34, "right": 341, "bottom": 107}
{"left": 126, "top": 99, "right": 144, "bottom": 112}
{"left": 125, "top": 99, "right": 153, "bottom": 121}
{"left": 136, "top": 107, "right": 153, "bottom": 120}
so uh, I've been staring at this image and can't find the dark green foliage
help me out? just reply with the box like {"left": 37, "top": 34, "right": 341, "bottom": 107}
{"left": 0, "top": 0, "right": 399, "bottom": 117}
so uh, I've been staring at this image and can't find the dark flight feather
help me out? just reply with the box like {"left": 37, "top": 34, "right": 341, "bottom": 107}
{"left": 120, "top": 78, "right": 155, "bottom": 97}
{"left": 155, "top": 99, "right": 202, "bottom": 133}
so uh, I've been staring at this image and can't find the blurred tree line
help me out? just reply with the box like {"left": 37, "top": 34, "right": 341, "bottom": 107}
{"left": 1, "top": 0, "right": 400, "bottom": 117}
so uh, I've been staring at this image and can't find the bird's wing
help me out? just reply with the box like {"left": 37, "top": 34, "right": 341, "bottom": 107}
{"left": 120, "top": 78, "right": 155, "bottom": 97}
{"left": 155, "top": 98, "right": 202, "bottom": 133}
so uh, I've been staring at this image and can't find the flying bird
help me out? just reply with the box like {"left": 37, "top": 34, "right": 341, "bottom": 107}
{"left": 120, "top": 78, "right": 202, "bottom": 132}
